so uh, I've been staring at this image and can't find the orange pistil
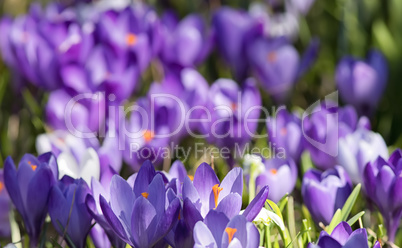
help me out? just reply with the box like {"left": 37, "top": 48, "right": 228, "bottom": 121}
{"left": 188, "top": 175, "right": 194, "bottom": 181}
{"left": 126, "top": 33, "right": 137, "bottom": 46}
{"left": 141, "top": 192, "right": 149, "bottom": 199}
{"left": 0, "top": 181, "right": 4, "bottom": 193}
{"left": 280, "top": 127, "right": 287, "bottom": 136}
{"left": 225, "top": 227, "right": 237, "bottom": 244}
{"left": 143, "top": 130, "right": 154, "bottom": 143}
{"left": 270, "top": 169, "right": 278, "bottom": 175}
{"left": 28, "top": 161, "right": 37, "bottom": 171}
{"left": 267, "top": 52, "right": 277, "bottom": 62}
{"left": 212, "top": 184, "right": 223, "bottom": 208}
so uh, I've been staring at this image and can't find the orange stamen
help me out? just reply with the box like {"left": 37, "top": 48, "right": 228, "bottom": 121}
{"left": 231, "top": 102, "right": 238, "bottom": 111}
{"left": 225, "top": 227, "right": 237, "bottom": 244}
{"left": 141, "top": 192, "right": 149, "bottom": 199}
{"left": 126, "top": 33, "right": 137, "bottom": 46}
{"left": 280, "top": 127, "right": 287, "bottom": 136}
{"left": 188, "top": 175, "right": 194, "bottom": 181}
{"left": 268, "top": 52, "right": 277, "bottom": 62}
{"left": 212, "top": 184, "right": 223, "bottom": 208}
{"left": 0, "top": 181, "right": 4, "bottom": 193}
{"left": 143, "top": 130, "right": 154, "bottom": 143}
{"left": 270, "top": 169, "right": 278, "bottom": 175}
{"left": 28, "top": 161, "right": 37, "bottom": 171}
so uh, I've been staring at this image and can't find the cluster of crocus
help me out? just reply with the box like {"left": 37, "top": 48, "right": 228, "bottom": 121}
{"left": 1, "top": 153, "right": 271, "bottom": 248}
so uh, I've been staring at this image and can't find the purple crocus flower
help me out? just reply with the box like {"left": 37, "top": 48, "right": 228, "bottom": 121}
{"left": 255, "top": 157, "right": 297, "bottom": 203}
{"left": 336, "top": 50, "right": 388, "bottom": 116}
{"left": 0, "top": 170, "right": 11, "bottom": 238}
{"left": 48, "top": 177, "right": 93, "bottom": 248}
{"left": 121, "top": 97, "right": 170, "bottom": 170}
{"left": 160, "top": 12, "right": 213, "bottom": 67}
{"left": 308, "top": 221, "right": 376, "bottom": 248}
{"left": 97, "top": 7, "right": 153, "bottom": 72}
{"left": 338, "top": 128, "right": 388, "bottom": 184}
{"left": 182, "top": 163, "right": 243, "bottom": 221}
{"left": 247, "top": 37, "right": 319, "bottom": 103}
{"left": 200, "top": 78, "right": 262, "bottom": 153}
{"left": 99, "top": 161, "right": 181, "bottom": 247}
{"left": 213, "top": 7, "right": 263, "bottom": 80}
{"left": 303, "top": 103, "right": 359, "bottom": 170}
{"left": 267, "top": 107, "right": 304, "bottom": 162}
{"left": 60, "top": 44, "right": 139, "bottom": 102}
{"left": 46, "top": 89, "right": 105, "bottom": 134}
{"left": 3, "top": 153, "right": 58, "bottom": 246}
{"left": 302, "top": 166, "right": 352, "bottom": 226}
{"left": 193, "top": 211, "right": 260, "bottom": 248}
{"left": 363, "top": 149, "right": 402, "bottom": 242}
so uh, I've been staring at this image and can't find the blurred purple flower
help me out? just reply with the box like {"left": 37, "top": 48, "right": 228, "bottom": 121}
{"left": 4, "top": 153, "right": 58, "bottom": 246}
{"left": 303, "top": 103, "right": 359, "bottom": 170}
{"left": 0, "top": 170, "right": 11, "bottom": 238}
{"left": 200, "top": 78, "right": 262, "bottom": 152}
{"left": 99, "top": 161, "right": 181, "bottom": 247}
{"left": 267, "top": 108, "right": 304, "bottom": 162}
{"left": 363, "top": 149, "right": 402, "bottom": 242}
{"left": 336, "top": 50, "right": 388, "bottom": 116}
{"left": 308, "top": 221, "right": 374, "bottom": 248}
{"left": 45, "top": 89, "right": 105, "bottom": 134}
{"left": 213, "top": 7, "right": 263, "bottom": 80}
{"left": 302, "top": 166, "right": 352, "bottom": 225}
{"left": 247, "top": 37, "right": 319, "bottom": 103}
{"left": 160, "top": 12, "right": 213, "bottom": 67}
{"left": 338, "top": 128, "right": 388, "bottom": 184}
{"left": 193, "top": 212, "right": 260, "bottom": 248}
{"left": 121, "top": 97, "right": 170, "bottom": 170}
{"left": 48, "top": 177, "right": 93, "bottom": 248}
{"left": 255, "top": 157, "right": 297, "bottom": 203}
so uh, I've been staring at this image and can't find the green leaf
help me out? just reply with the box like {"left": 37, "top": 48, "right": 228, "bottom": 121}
{"left": 266, "top": 199, "right": 284, "bottom": 221}
{"left": 327, "top": 209, "right": 342, "bottom": 234}
{"left": 347, "top": 211, "right": 365, "bottom": 226}
{"left": 341, "top": 184, "right": 361, "bottom": 222}
{"left": 301, "top": 151, "right": 314, "bottom": 175}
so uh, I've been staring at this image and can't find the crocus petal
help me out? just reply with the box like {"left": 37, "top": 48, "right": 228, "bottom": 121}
{"left": 109, "top": 175, "right": 135, "bottom": 236}
{"left": 193, "top": 221, "right": 218, "bottom": 248}
{"left": 242, "top": 185, "right": 269, "bottom": 222}
{"left": 330, "top": 221, "right": 353, "bottom": 246}
{"left": 183, "top": 198, "right": 203, "bottom": 230}
{"left": 3, "top": 157, "right": 24, "bottom": 217}
{"left": 222, "top": 215, "right": 248, "bottom": 248}
{"left": 79, "top": 148, "right": 100, "bottom": 185}
{"left": 100, "top": 195, "right": 130, "bottom": 244}
{"left": 131, "top": 197, "right": 157, "bottom": 248}
{"left": 147, "top": 174, "right": 166, "bottom": 221}
{"left": 215, "top": 193, "right": 242, "bottom": 219}
{"left": 219, "top": 167, "right": 243, "bottom": 201}
{"left": 57, "top": 152, "right": 80, "bottom": 180}
{"left": 343, "top": 229, "right": 369, "bottom": 248}
{"left": 134, "top": 160, "right": 156, "bottom": 197}
{"left": 193, "top": 163, "right": 219, "bottom": 216}
{"left": 204, "top": 210, "right": 230, "bottom": 247}
{"left": 151, "top": 198, "right": 181, "bottom": 246}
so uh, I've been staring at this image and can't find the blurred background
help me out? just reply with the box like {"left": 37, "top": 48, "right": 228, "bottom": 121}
{"left": 0, "top": 0, "right": 402, "bottom": 164}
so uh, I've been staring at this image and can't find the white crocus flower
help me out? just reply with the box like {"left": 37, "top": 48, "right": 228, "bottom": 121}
{"left": 243, "top": 154, "right": 265, "bottom": 175}
{"left": 240, "top": 208, "right": 285, "bottom": 231}
{"left": 57, "top": 148, "right": 100, "bottom": 186}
